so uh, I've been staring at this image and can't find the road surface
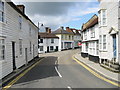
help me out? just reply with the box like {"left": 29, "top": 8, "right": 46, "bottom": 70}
{"left": 6, "top": 49, "right": 118, "bottom": 89}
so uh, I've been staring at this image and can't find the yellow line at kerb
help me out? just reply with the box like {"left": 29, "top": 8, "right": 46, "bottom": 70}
{"left": 2, "top": 58, "right": 45, "bottom": 90}
{"left": 72, "top": 55, "right": 120, "bottom": 87}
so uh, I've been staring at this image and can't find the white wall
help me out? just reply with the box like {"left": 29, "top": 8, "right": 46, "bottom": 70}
{"left": 38, "top": 38, "right": 59, "bottom": 53}
{"left": 81, "top": 24, "right": 99, "bottom": 57}
{"left": 99, "top": 0, "right": 119, "bottom": 63}
{"left": 0, "top": 2, "right": 38, "bottom": 79}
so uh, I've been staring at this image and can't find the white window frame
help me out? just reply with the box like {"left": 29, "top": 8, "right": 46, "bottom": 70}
{"left": 39, "top": 46, "right": 43, "bottom": 51}
{"left": 0, "top": 0, "right": 4, "bottom": 22}
{"left": 19, "top": 39, "right": 22, "bottom": 55}
{"left": 91, "top": 27, "right": 95, "bottom": 38}
{"left": 50, "top": 46, "right": 54, "bottom": 51}
{"left": 19, "top": 16, "right": 22, "bottom": 30}
{"left": 99, "top": 35, "right": 102, "bottom": 50}
{"left": 29, "top": 24, "right": 32, "bottom": 35}
{"left": 51, "top": 38, "right": 54, "bottom": 43}
{"left": 30, "top": 41, "right": 32, "bottom": 54}
{"left": 103, "top": 35, "right": 107, "bottom": 50}
{"left": 0, "top": 38, "right": 5, "bottom": 60}
{"left": 100, "top": 9, "right": 107, "bottom": 26}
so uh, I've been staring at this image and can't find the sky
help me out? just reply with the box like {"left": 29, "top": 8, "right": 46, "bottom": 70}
{"left": 11, "top": 0, "right": 99, "bottom": 31}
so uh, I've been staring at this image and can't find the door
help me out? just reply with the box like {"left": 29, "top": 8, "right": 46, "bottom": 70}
{"left": 113, "top": 34, "right": 117, "bottom": 59}
{"left": 25, "top": 48, "right": 28, "bottom": 65}
{"left": 47, "top": 46, "right": 49, "bottom": 52}
{"left": 56, "top": 46, "right": 58, "bottom": 51}
{"left": 12, "top": 42, "right": 16, "bottom": 70}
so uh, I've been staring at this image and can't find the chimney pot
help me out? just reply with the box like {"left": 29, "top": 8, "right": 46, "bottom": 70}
{"left": 17, "top": 5, "right": 25, "bottom": 14}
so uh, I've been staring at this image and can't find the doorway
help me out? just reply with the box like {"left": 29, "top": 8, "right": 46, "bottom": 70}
{"left": 47, "top": 46, "right": 49, "bottom": 52}
{"left": 12, "top": 42, "right": 16, "bottom": 70}
{"left": 113, "top": 34, "right": 117, "bottom": 59}
{"left": 56, "top": 46, "right": 58, "bottom": 51}
{"left": 25, "top": 48, "right": 28, "bottom": 65}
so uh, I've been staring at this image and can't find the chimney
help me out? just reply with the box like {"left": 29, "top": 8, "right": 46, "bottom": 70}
{"left": 66, "top": 27, "right": 71, "bottom": 32}
{"left": 17, "top": 5, "right": 25, "bottom": 14}
{"left": 61, "top": 26, "right": 64, "bottom": 30}
{"left": 48, "top": 28, "right": 51, "bottom": 33}
{"left": 45, "top": 27, "right": 51, "bottom": 33}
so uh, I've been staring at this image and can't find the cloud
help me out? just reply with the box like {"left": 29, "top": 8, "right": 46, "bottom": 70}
{"left": 11, "top": 0, "right": 99, "bottom": 30}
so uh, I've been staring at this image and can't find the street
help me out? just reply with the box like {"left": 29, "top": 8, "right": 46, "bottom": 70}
{"left": 7, "top": 49, "right": 118, "bottom": 89}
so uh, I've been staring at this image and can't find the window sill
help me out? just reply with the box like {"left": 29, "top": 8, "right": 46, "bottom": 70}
{"left": 0, "top": 21, "right": 6, "bottom": 25}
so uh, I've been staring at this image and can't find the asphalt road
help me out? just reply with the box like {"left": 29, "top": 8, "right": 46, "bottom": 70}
{"left": 8, "top": 49, "right": 118, "bottom": 89}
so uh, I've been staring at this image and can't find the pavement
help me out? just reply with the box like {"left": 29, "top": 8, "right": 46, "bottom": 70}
{"left": 2, "top": 49, "right": 118, "bottom": 89}
{"left": 74, "top": 53, "right": 119, "bottom": 82}
{"left": 1, "top": 56, "right": 44, "bottom": 88}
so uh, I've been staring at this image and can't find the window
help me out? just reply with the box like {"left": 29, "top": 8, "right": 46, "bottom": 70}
{"left": 40, "top": 39, "right": 43, "bottom": 43}
{"left": 96, "top": 41, "right": 99, "bottom": 55}
{"left": 91, "top": 27, "right": 95, "bottom": 38}
{"left": 103, "top": 35, "right": 106, "bottom": 50}
{"left": 0, "top": 39, "right": 5, "bottom": 60}
{"left": 69, "top": 35, "right": 71, "bottom": 40}
{"left": 0, "top": 1, "right": 4, "bottom": 22}
{"left": 39, "top": 46, "right": 43, "bottom": 51}
{"left": 61, "top": 35, "right": 63, "bottom": 39}
{"left": 19, "top": 16, "right": 22, "bottom": 30}
{"left": 29, "top": 24, "right": 31, "bottom": 35}
{"left": 84, "top": 31, "right": 87, "bottom": 40}
{"left": 99, "top": 35, "right": 102, "bottom": 50}
{"left": 19, "top": 39, "right": 22, "bottom": 55}
{"left": 99, "top": 9, "right": 107, "bottom": 26}
{"left": 50, "top": 46, "right": 54, "bottom": 51}
{"left": 51, "top": 38, "right": 54, "bottom": 43}
{"left": 30, "top": 41, "right": 32, "bottom": 53}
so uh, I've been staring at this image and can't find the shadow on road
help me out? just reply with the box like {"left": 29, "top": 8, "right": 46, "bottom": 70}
{"left": 14, "top": 56, "right": 59, "bottom": 85}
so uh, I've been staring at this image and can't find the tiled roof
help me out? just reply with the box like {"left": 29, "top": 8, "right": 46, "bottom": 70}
{"left": 38, "top": 33, "right": 59, "bottom": 38}
{"left": 52, "top": 28, "right": 74, "bottom": 35}
{"left": 82, "top": 14, "right": 98, "bottom": 31}
{"left": 70, "top": 29, "right": 81, "bottom": 35}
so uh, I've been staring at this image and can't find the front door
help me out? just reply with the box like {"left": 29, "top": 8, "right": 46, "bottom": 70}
{"left": 113, "top": 34, "right": 117, "bottom": 59}
{"left": 25, "top": 48, "right": 28, "bottom": 65}
{"left": 47, "top": 46, "right": 49, "bottom": 52}
{"left": 12, "top": 42, "right": 16, "bottom": 70}
{"left": 56, "top": 46, "right": 58, "bottom": 51}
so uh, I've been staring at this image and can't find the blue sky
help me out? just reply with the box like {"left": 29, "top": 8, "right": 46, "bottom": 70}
{"left": 12, "top": 0, "right": 99, "bottom": 30}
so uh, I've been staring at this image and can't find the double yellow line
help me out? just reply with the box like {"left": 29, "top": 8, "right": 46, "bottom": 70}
{"left": 2, "top": 58, "right": 45, "bottom": 90}
{"left": 72, "top": 55, "right": 120, "bottom": 87}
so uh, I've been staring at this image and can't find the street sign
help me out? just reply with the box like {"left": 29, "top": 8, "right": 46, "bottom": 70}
{"left": 78, "top": 42, "right": 82, "bottom": 46}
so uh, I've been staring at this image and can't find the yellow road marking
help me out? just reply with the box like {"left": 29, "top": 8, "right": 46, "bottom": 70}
{"left": 72, "top": 55, "right": 120, "bottom": 87}
{"left": 2, "top": 58, "right": 45, "bottom": 90}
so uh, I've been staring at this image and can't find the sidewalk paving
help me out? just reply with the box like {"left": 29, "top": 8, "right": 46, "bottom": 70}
{"left": 74, "top": 53, "right": 119, "bottom": 82}
{"left": 1, "top": 57, "right": 44, "bottom": 88}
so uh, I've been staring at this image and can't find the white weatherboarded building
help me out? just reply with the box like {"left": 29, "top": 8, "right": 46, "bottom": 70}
{"left": 98, "top": 0, "right": 120, "bottom": 71}
{"left": 38, "top": 29, "right": 59, "bottom": 53}
{"left": 0, "top": 1, "right": 38, "bottom": 79}
{"left": 81, "top": 15, "right": 99, "bottom": 63}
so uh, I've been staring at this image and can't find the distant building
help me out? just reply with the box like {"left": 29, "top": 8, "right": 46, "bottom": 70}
{"left": 52, "top": 27, "right": 74, "bottom": 51}
{"left": 81, "top": 14, "right": 99, "bottom": 63}
{"left": 0, "top": 1, "right": 38, "bottom": 79}
{"left": 98, "top": 0, "right": 120, "bottom": 71}
{"left": 66, "top": 27, "right": 81, "bottom": 48}
{"left": 38, "top": 28, "right": 59, "bottom": 53}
